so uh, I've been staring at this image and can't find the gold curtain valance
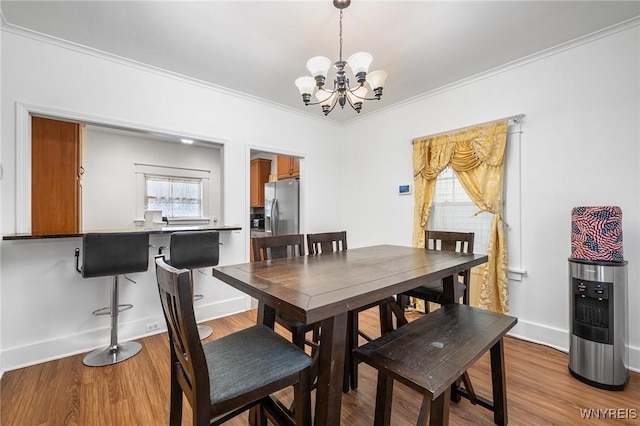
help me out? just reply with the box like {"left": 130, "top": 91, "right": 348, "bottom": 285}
{"left": 413, "top": 121, "right": 508, "bottom": 180}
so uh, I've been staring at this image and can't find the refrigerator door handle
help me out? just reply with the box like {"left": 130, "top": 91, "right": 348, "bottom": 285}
{"left": 272, "top": 198, "right": 279, "bottom": 235}
{"left": 267, "top": 198, "right": 275, "bottom": 234}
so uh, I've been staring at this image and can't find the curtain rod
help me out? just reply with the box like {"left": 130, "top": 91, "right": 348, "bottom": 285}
{"left": 412, "top": 114, "right": 524, "bottom": 143}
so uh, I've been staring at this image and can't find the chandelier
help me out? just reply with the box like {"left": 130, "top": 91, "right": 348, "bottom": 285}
{"left": 295, "top": 0, "right": 388, "bottom": 116}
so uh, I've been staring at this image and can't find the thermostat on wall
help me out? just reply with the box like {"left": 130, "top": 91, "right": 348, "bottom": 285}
{"left": 398, "top": 184, "right": 412, "bottom": 195}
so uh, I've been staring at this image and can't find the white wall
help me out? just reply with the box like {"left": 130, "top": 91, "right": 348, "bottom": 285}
{"left": 0, "top": 29, "right": 342, "bottom": 371}
{"left": 340, "top": 25, "right": 640, "bottom": 370}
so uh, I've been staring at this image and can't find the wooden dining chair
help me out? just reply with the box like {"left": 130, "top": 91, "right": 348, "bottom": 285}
{"left": 398, "top": 230, "right": 475, "bottom": 313}
{"left": 252, "top": 234, "right": 306, "bottom": 263}
{"left": 306, "top": 231, "right": 347, "bottom": 255}
{"left": 252, "top": 234, "right": 320, "bottom": 353}
{"left": 154, "top": 255, "right": 312, "bottom": 426}
{"left": 307, "top": 231, "right": 391, "bottom": 392}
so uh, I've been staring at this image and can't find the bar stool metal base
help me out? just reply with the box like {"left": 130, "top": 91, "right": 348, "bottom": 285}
{"left": 84, "top": 275, "right": 142, "bottom": 367}
{"left": 83, "top": 341, "right": 142, "bottom": 367}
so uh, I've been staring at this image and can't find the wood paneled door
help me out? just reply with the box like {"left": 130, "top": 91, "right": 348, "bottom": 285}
{"left": 31, "top": 116, "right": 83, "bottom": 235}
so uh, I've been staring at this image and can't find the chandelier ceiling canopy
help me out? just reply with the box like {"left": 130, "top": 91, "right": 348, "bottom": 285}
{"left": 295, "top": 0, "right": 388, "bottom": 116}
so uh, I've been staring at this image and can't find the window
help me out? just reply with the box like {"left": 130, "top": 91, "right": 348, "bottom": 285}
{"left": 428, "top": 167, "right": 492, "bottom": 253}
{"left": 427, "top": 120, "right": 524, "bottom": 280}
{"left": 135, "top": 163, "right": 211, "bottom": 224}
{"left": 145, "top": 176, "right": 202, "bottom": 218}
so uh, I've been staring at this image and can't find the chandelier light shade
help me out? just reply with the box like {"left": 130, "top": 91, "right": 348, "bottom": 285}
{"left": 306, "top": 56, "right": 332, "bottom": 80}
{"left": 346, "top": 52, "right": 372, "bottom": 80}
{"left": 295, "top": 0, "right": 388, "bottom": 115}
{"left": 294, "top": 76, "right": 316, "bottom": 98}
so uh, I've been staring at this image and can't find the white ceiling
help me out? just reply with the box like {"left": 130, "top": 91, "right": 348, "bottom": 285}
{"left": 1, "top": 1, "right": 639, "bottom": 123}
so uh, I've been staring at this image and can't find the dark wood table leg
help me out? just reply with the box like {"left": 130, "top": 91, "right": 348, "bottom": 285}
{"left": 440, "top": 275, "right": 456, "bottom": 305}
{"left": 490, "top": 338, "right": 508, "bottom": 426}
{"left": 396, "top": 293, "right": 409, "bottom": 312}
{"left": 379, "top": 300, "right": 394, "bottom": 335}
{"left": 385, "top": 297, "right": 408, "bottom": 328}
{"left": 314, "top": 312, "right": 348, "bottom": 426}
{"left": 344, "top": 311, "right": 356, "bottom": 393}
{"left": 257, "top": 302, "right": 276, "bottom": 329}
{"left": 373, "top": 372, "right": 393, "bottom": 426}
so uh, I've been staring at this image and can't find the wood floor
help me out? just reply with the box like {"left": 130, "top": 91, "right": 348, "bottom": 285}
{"left": 1, "top": 308, "right": 638, "bottom": 425}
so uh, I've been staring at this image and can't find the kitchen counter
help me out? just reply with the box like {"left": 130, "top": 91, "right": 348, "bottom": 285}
{"left": 2, "top": 225, "right": 242, "bottom": 241}
{"left": 250, "top": 229, "right": 267, "bottom": 238}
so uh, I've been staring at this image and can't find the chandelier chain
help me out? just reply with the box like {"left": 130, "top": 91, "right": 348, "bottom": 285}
{"left": 339, "top": 9, "right": 343, "bottom": 62}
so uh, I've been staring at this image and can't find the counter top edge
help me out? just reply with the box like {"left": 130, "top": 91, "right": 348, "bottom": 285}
{"left": 3, "top": 226, "right": 243, "bottom": 241}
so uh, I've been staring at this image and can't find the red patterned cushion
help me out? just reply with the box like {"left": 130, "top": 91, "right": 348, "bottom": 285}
{"left": 571, "top": 206, "right": 623, "bottom": 262}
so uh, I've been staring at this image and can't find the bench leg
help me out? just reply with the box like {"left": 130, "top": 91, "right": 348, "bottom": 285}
{"left": 373, "top": 372, "right": 394, "bottom": 426}
{"left": 416, "top": 394, "right": 430, "bottom": 426}
{"left": 451, "top": 371, "right": 477, "bottom": 404}
{"left": 428, "top": 387, "right": 451, "bottom": 426}
{"left": 450, "top": 381, "right": 461, "bottom": 403}
{"left": 490, "top": 338, "right": 508, "bottom": 426}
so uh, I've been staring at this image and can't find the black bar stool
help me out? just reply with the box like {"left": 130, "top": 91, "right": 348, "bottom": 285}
{"left": 160, "top": 230, "right": 220, "bottom": 339}
{"left": 75, "top": 232, "right": 150, "bottom": 367}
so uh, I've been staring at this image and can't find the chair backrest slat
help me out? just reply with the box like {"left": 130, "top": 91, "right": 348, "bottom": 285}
{"left": 252, "top": 234, "right": 306, "bottom": 261}
{"left": 155, "top": 256, "right": 209, "bottom": 401}
{"left": 426, "top": 231, "right": 474, "bottom": 254}
{"left": 426, "top": 230, "right": 475, "bottom": 291}
{"left": 307, "top": 231, "right": 348, "bottom": 255}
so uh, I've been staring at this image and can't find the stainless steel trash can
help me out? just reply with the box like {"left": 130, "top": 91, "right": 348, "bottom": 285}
{"left": 568, "top": 258, "right": 628, "bottom": 390}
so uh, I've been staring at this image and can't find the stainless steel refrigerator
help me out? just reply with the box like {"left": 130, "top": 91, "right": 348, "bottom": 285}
{"left": 264, "top": 179, "right": 299, "bottom": 236}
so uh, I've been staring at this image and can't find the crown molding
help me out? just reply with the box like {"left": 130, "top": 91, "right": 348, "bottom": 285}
{"left": 341, "top": 16, "right": 640, "bottom": 126}
{"left": 0, "top": 21, "right": 340, "bottom": 127}
{"left": 2, "top": 15, "right": 637, "bottom": 128}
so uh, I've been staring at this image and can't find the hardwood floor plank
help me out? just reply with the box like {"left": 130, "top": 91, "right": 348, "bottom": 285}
{"left": 1, "top": 308, "right": 638, "bottom": 425}
{"left": 48, "top": 355, "right": 81, "bottom": 425}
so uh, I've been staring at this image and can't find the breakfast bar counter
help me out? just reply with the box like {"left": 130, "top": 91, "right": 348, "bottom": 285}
{"left": 2, "top": 225, "right": 242, "bottom": 241}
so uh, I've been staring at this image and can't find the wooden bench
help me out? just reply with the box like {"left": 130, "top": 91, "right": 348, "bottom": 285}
{"left": 353, "top": 304, "right": 517, "bottom": 426}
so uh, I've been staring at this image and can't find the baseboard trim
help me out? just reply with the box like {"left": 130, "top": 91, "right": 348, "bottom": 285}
{"left": 3, "top": 305, "right": 637, "bottom": 375}
{"left": 509, "top": 318, "right": 639, "bottom": 373}
{"left": 0, "top": 296, "right": 247, "bottom": 373}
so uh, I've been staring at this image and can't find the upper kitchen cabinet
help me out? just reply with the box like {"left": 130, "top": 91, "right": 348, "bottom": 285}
{"left": 250, "top": 158, "right": 272, "bottom": 207}
{"left": 277, "top": 155, "right": 300, "bottom": 180}
{"left": 31, "top": 116, "right": 83, "bottom": 234}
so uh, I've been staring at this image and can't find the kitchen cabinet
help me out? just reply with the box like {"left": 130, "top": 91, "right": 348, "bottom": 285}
{"left": 277, "top": 155, "right": 299, "bottom": 180}
{"left": 31, "top": 116, "right": 83, "bottom": 234}
{"left": 250, "top": 158, "right": 271, "bottom": 207}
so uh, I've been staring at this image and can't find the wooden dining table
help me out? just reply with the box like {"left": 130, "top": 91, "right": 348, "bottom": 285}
{"left": 213, "top": 244, "right": 489, "bottom": 425}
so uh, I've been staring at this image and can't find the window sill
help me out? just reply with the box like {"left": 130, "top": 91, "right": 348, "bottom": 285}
{"left": 134, "top": 218, "right": 212, "bottom": 226}
{"left": 508, "top": 267, "right": 526, "bottom": 282}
